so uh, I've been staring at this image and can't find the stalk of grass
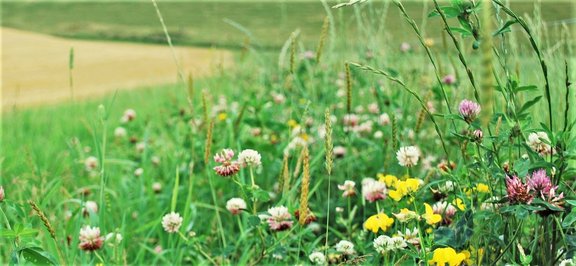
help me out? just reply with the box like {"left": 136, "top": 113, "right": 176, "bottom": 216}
{"left": 204, "top": 119, "right": 226, "bottom": 250}
{"left": 432, "top": 0, "right": 481, "bottom": 102}
{"left": 393, "top": 0, "right": 456, "bottom": 131}
{"left": 68, "top": 47, "right": 74, "bottom": 102}
{"left": 151, "top": 0, "right": 184, "bottom": 82}
{"left": 290, "top": 32, "right": 297, "bottom": 74}
{"left": 97, "top": 104, "right": 107, "bottom": 229}
{"left": 563, "top": 60, "right": 571, "bottom": 133}
{"left": 201, "top": 91, "right": 209, "bottom": 127}
{"left": 345, "top": 62, "right": 352, "bottom": 114}
{"left": 281, "top": 154, "right": 290, "bottom": 199}
{"left": 316, "top": 17, "right": 330, "bottom": 64}
{"left": 492, "top": 0, "right": 553, "bottom": 130}
{"left": 323, "top": 108, "right": 333, "bottom": 250}
{"left": 29, "top": 200, "right": 65, "bottom": 265}
{"left": 391, "top": 113, "right": 398, "bottom": 151}
{"left": 351, "top": 62, "right": 450, "bottom": 160}
{"left": 480, "top": 0, "right": 494, "bottom": 127}
{"left": 298, "top": 146, "right": 310, "bottom": 225}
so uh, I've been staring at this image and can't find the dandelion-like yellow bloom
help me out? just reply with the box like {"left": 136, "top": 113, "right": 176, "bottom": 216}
{"left": 364, "top": 213, "right": 394, "bottom": 233}
{"left": 452, "top": 198, "right": 466, "bottom": 211}
{"left": 422, "top": 203, "right": 441, "bottom": 225}
{"left": 377, "top": 174, "right": 398, "bottom": 187}
{"left": 428, "top": 247, "right": 466, "bottom": 266}
{"left": 476, "top": 183, "right": 490, "bottom": 193}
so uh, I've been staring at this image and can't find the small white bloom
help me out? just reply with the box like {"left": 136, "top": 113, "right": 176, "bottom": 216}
{"left": 121, "top": 109, "right": 136, "bottom": 123}
{"left": 527, "top": 132, "right": 552, "bottom": 156}
{"left": 136, "top": 142, "right": 146, "bottom": 153}
{"left": 134, "top": 168, "right": 144, "bottom": 177}
{"left": 559, "top": 258, "right": 575, "bottom": 266}
{"left": 84, "top": 156, "right": 98, "bottom": 171}
{"left": 152, "top": 182, "right": 162, "bottom": 193}
{"left": 226, "top": 198, "right": 247, "bottom": 215}
{"left": 309, "top": 251, "right": 326, "bottom": 264}
{"left": 83, "top": 201, "right": 98, "bottom": 215}
{"left": 238, "top": 149, "right": 262, "bottom": 167}
{"left": 373, "top": 130, "right": 383, "bottom": 139}
{"left": 378, "top": 113, "right": 390, "bottom": 126}
{"left": 161, "top": 212, "right": 183, "bottom": 233}
{"left": 114, "top": 127, "right": 127, "bottom": 138}
{"left": 335, "top": 240, "right": 355, "bottom": 255}
{"left": 396, "top": 146, "right": 420, "bottom": 167}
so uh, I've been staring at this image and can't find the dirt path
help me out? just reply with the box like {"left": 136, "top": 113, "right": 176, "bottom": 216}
{"left": 1, "top": 27, "right": 233, "bottom": 110}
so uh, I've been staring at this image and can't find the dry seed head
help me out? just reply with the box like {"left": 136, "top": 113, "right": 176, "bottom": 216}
{"left": 415, "top": 91, "right": 432, "bottom": 133}
{"left": 299, "top": 146, "right": 310, "bottom": 225}
{"left": 202, "top": 90, "right": 209, "bottom": 125}
{"left": 391, "top": 113, "right": 398, "bottom": 151}
{"left": 316, "top": 16, "right": 330, "bottom": 64}
{"left": 293, "top": 147, "right": 304, "bottom": 179}
{"left": 280, "top": 154, "right": 290, "bottom": 196}
{"left": 345, "top": 63, "right": 352, "bottom": 114}
{"left": 324, "top": 108, "right": 333, "bottom": 175}
{"left": 480, "top": 0, "right": 494, "bottom": 127}
{"left": 29, "top": 200, "right": 56, "bottom": 240}
{"left": 290, "top": 32, "right": 297, "bottom": 74}
{"left": 204, "top": 119, "right": 214, "bottom": 165}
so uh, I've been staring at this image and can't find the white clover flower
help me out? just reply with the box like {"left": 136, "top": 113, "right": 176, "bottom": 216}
{"left": 373, "top": 235, "right": 407, "bottom": 254}
{"left": 309, "top": 251, "right": 326, "bottom": 264}
{"left": 121, "top": 109, "right": 136, "bottom": 123}
{"left": 83, "top": 201, "right": 98, "bottom": 215}
{"left": 559, "top": 258, "right": 575, "bottom": 266}
{"left": 226, "top": 198, "right": 247, "bottom": 215}
{"left": 114, "top": 127, "right": 127, "bottom": 138}
{"left": 396, "top": 146, "right": 420, "bottom": 167}
{"left": 84, "top": 156, "right": 98, "bottom": 171}
{"left": 79, "top": 226, "right": 103, "bottom": 251}
{"left": 161, "top": 212, "right": 183, "bottom": 233}
{"left": 335, "top": 240, "right": 355, "bottom": 255}
{"left": 134, "top": 168, "right": 143, "bottom": 177}
{"left": 152, "top": 182, "right": 162, "bottom": 193}
{"left": 238, "top": 149, "right": 262, "bottom": 167}
{"left": 398, "top": 228, "right": 420, "bottom": 245}
{"left": 527, "top": 132, "right": 552, "bottom": 156}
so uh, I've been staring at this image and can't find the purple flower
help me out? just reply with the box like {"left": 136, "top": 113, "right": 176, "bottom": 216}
{"left": 505, "top": 175, "right": 533, "bottom": 204}
{"left": 442, "top": 74, "right": 456, "bottom": 85}
{"left": 526, "top": 169, "right": 553, "bottom": 196}
{"left": 458, "top": 99, "right": 481, "bottom": 123}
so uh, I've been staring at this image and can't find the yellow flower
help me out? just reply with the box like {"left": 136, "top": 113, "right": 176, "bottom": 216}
{"left": 476, "top": 183, "right": 490, "bottom": 193}
{"left": 299, "top": 133, "right": 309, "bottom": 141}
{"left": 422, "top": 203, "right": 441, "bottom": 225}
{"left": 388, "top": 189, "right": 404, "bottom": 201}
{"left": 217, "top": 112, "right": 227, "bottom": 121}
{"left": 425, "top": 227, "right": 433, "bottom": 234}
{"left": 463, "top": 247, "right": 484, "bottom": 265}
{"left": 378, "top": 174, "right": 398, "bottom": 187}
{"left": 452, "top": 198, "right": 466, "bottom": 211}
{"left": 287, "top": 119, "right": 298, "bottom": 128}
{"left": 393, "top": 208, "right": 419, "bottom": 223}
{"left": 364, "top": 213, "right": 394, "bottom": 233}
{"left": 428, "top": 247, "right": 466, "bottom": 266}
{"left": 404, "top": 178, "right": 421, "bottom": 192}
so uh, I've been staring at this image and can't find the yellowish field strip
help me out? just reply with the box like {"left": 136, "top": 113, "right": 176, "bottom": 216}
{"left": 1, "top": 27, "right": 232, "bottom": 110}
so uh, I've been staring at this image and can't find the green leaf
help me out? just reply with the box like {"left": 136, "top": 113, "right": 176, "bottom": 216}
{"left": 247, "top": 215, "right": 261, "bottom": 227}
{"left": 0, "top": 229, "right": 18, "bottom": 239}
{"left": 565, "top": 200, "right": 576, "bottom": 206}
{"left": 253, "top": 188, "right": 271, "bottom": 202}
{"left": 563, "top": 211, "right": 576, "bottom": 228}
{"left": 428, "top": 6, "right": 460, "bottom": 18}
{"left": 514, "top": 85, "right": 538, "bottom": 93}
{"left": 493, "top": 20, "right": 518, "bottom": 36}
{"left": 517, "top": 96, "right": 542, "bottom": 116}
{"left": 449, "top": 27, "right": 473, "bottom": 36}
{"left": 19, "top": 247, "right": 57, "bottom": 265}
{"left": 434, "top": 227, "right": 456, "bottom": 247}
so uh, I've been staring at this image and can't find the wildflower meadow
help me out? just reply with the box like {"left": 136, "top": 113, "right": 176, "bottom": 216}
{"left": 1, "top": 0, "right": 575, "bottom": 265}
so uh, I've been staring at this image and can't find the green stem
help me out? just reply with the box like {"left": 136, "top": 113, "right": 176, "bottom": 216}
{"left": 208, "top": 173, "right": 227, "bottom": 248}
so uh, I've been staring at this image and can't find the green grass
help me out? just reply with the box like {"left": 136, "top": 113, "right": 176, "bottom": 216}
{"left": 2, "top": 1, "right": 574, "bottom": 49}
{"left": 1, "top": 0, "right": 576, "bottom": 265}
